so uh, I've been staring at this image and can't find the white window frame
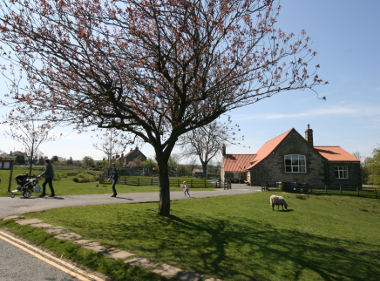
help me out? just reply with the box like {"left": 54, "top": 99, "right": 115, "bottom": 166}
{"left": 284, "top": 154, "right": 306, "bottom": 173}
{"left": 335, "top": 167, "right": 348, "bottom": 179}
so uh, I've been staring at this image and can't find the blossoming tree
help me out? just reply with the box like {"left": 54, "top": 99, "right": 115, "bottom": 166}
{"left": 0, "top": 0, "right": 326, "bottom": 215}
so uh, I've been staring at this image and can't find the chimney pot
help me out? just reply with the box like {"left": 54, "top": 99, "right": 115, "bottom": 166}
{"left": 305, "top": 124, "right": 314, "bottom": 146}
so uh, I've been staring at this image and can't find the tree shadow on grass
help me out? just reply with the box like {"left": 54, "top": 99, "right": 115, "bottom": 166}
{"left": 58, "top": 210, "right": 380, "bottom": 281}
{"left": 165, "top": 215, "right": 380, "bottom": 281}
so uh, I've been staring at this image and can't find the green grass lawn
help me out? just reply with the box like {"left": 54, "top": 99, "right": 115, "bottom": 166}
{"left": 0, "top": 166, "right": 215, "bottom": 197}
{"left": 1, "top": 192, "right": 379, "bottom": 281}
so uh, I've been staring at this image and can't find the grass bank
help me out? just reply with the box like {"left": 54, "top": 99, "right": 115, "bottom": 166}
{"left": 1, "top": 192, "right": 379, "bottom": 280}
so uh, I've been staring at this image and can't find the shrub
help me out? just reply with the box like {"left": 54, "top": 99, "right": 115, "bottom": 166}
{"left": 296, "top": 194, "right": 308, "bottom": 200}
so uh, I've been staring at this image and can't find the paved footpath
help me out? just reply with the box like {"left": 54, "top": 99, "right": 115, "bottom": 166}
{"left": 0, "top": 185, "right": 261, "bottom": 218}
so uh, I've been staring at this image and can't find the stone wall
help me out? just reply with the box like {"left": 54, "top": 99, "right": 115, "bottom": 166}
{"left": 248, "top": 129, "right": 326, "bottom": 188}
{"left": 324, "top": 161, "right": 362, "bottom": 188}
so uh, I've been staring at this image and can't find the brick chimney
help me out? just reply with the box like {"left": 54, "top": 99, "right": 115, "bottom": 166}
{"left": 222, "top": 144, "right": 226, "bottom": 157}
{"left": 305, "top": 124, "right": 313, "bottom": 146}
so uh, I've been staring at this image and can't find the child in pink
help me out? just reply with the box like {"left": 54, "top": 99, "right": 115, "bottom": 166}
{"left": 182, "top": 181, "right": 190, "bottom": 197}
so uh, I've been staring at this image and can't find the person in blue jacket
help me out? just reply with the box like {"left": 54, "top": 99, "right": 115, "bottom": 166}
{"left": 107, "top": 163, "right": 119, "bottom": 197}
{"left": 37, "top": 159, "right": 55, "bottom": 197}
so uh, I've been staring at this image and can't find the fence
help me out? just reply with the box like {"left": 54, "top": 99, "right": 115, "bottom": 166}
{"left": 103, "top": 177, "right": 221, "bottom": 188}
{"left": 309, "top": 186, "right": 378, "bottom": 198}
{"left": 262, "top": 181, "right": 378, "bottom": 198}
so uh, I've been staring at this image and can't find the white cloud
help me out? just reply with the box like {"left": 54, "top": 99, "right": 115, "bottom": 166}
{"left": 234, "top": 104, "right": 380, "bottom": 120}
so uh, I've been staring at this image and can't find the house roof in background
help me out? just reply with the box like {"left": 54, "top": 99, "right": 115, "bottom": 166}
{"left": 223, "top": 128, "right": 360, "bottom": 172}
{"left": 222, "top": 154, "right": 257, "bottom": 172}
{"left": 314, "top": 146, "right": 360, "bottom": 162}
{"left": 245, "top": 129, "right": 293, "bottom": 170}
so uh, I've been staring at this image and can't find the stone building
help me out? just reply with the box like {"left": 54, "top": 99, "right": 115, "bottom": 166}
{"left": 116, "top": 147, "right": 147, "bottom": 167}
{"left": 221, "top": 125, "right": 361, "bottom": 188}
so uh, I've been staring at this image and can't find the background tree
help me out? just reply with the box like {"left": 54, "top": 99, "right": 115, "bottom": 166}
{"left": 177, "top": 164, "right": 191, "bottom": 177}
{"left": 209, "top": 159, "right": 222, "bottom": 179}
{"left": 51, "top": 155, "right": 59, "bottom": 163}
{"left": 178, "top": 117, "right": 243, "bottom": 179}
{"left": 168, "top": 155, "right": 181, "bottom": 177}
{"left": 361, "top": 157, "right": 371, "bottom": 185}
{"left": 93, "top": 128, "right": 132, "bottom": 171}
{"left": 2, "top": 109, "right": 60, "bottom": 175}
{"left": 15, "top": 155, "right": 25, "bottom": 165}
{"left": 0, "top": 0, "right": 326, "bottom": 216}
{"left": 82, "top": 156, "right": 95, "bottom": 169}
{"left": 353, "top": 151, "right": 370, "bottom": 184}
{"left": 142, "top": 158, "right": 158, "bottom": 175}
{"left": 67, "top": 157, "right": 74, "bottom": 166}
{"left": 38, "top": 157, "right": 45, "bottom": 166}
{"left": 366, "top": 147, "right": 380, "bottom": 186}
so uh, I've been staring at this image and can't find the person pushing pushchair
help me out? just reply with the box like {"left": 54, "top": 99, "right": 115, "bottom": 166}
{"left": 37, "top": 158, "right": 55, "bottom": 197}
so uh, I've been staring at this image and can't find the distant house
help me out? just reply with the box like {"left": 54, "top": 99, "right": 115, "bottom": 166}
{"left": 0, "top": 151, "right": 26, "bottom": 160}
{"left": 116, "top": 147, "right": 147, "bottom": 167}
{"left": 192, "top": 168, "right": 203, "bottom": 177}
{"left": 0, "top": 152, "right": 8, "bottom": 159}
{"left": 221, "top": 125, "right": 361, "bottom": 188}
{"left": 220, "top": 144, "right": 256, "bottom": 183}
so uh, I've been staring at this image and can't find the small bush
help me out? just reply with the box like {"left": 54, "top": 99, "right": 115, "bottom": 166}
{"left": 296, "top": 194, "right": 308, "bottom": 200}
{"left": 72, "top": 173, "right": 99, "bottom": 183}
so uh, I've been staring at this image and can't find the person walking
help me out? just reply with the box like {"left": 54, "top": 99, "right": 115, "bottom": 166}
{"left": 37, "top": 159, "right": 55, "bottom": 197}
{"left": 107, "top": 163, "right": 119, "bottom": 197}
{"left": 182, "top": 181, "right": 190, "bottom": 197}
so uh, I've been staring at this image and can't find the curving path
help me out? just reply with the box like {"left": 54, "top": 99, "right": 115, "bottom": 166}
{"left": 0, "top": 185, "right": 261, "bottom": 218}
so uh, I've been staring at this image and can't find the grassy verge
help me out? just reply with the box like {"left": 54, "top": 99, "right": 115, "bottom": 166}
{"left": 1, "top": 192, "right": 379, "bottom": 280}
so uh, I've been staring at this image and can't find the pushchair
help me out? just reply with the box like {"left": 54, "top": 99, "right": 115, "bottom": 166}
{"left": 10, "top": 173, "right": 40, "bottom": 198}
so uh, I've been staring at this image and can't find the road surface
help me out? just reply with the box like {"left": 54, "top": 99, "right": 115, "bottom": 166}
{"left": 1, "top": 184, "right": 261, "bottom": 218}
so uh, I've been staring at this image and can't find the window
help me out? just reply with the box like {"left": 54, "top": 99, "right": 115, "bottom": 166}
{"left": 335, "top": 167, "right": 348, "bottom": 179}
{"left": 284, "top": 155, "right": 306, "bottom": 173}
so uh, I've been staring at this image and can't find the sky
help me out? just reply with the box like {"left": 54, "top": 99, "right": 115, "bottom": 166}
{"left": 1, "top": 0, "right": 379, "bottom": 162}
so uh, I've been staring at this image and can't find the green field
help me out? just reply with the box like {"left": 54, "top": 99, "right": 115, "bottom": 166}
{"left": 0, "top": 166, "right": 215, "bottom": 197}
{"left": 1, "top": 191, "right": 379, "bottom": 281}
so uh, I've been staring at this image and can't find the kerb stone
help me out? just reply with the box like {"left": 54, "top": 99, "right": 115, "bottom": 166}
{"left": 44, "top": 227, "right": 69, "bottom": 234}
{"left": 30, "top": 223, "right": 54, "bottom": 228}
{"left": 1, "top": 215, "right": 24, "bottom": 221}
{"left": 80, "top": 242, "right": 106, "bottom": 253}
{"left": 73, "top": 239, "right": 93, "bottom": 245}
{"left": 179, "top": 271, "right": 203, "bottom": 281}
{"left": 104, "top": 249, "right": 134, "bottom": 260}
{"left": 124, "top": 257, "right": 158, "bottom": 268}
{"left": 152, "top": 264, "right": 182, "bottom": 278}
{"left": 54, "top": 232, "right": 83, "bottom": 240}
{"left": 16, "top": 219, "right": 44, "bottom": 225}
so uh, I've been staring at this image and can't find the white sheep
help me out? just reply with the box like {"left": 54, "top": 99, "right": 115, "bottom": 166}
{"left": 270, "top": 195, "right": 288, "bottom": 211}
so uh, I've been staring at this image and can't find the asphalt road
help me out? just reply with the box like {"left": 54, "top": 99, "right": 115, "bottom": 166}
{"left": 1, "top": 184, "right": 261, "bottom": 219}
{"left": 0, "top": 229, "right": 106, "bottom": 281}
{"left": 0, "top": 233, "right": 79, "bottom": 281}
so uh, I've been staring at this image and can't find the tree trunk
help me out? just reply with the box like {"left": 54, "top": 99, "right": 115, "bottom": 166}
{"left": 154, "top": 139, "right": 177, "bottom": 216}
{"left": 201, "top": 160, "right": 208, "bottom": 180}
{"left": 29, "top": 140, "right": 35, "bottom": 176}
{"left": 157, "top": 158, "right": 171, "bottom": 216}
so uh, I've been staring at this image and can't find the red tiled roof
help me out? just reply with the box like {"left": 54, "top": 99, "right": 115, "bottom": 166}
{"left": 314, "top": 146, "right": 360, "bottom": 162}
{"left": 224, "top": 129, "right": 359, "bottom": 172}
{"left": 223, "top": 154, "right": 257, "bottom": 172}
{"left": 246, "top": 129, "right": 293, "bottom": 170}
